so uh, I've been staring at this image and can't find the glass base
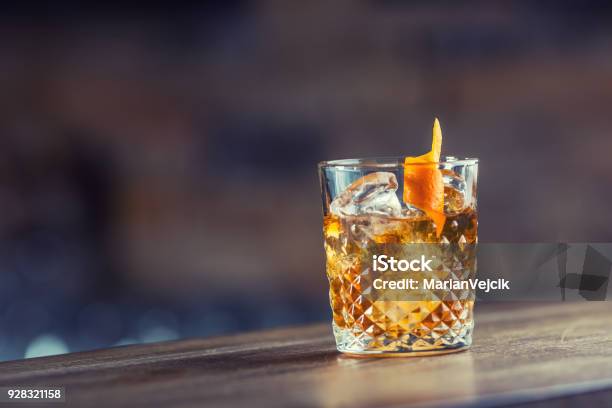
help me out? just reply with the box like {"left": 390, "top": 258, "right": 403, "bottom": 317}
{"left": 340, "top": 345, "right": 470, "bottom": 358}
{"left": 333, "top": 322, "right": 473, "bottom": 357}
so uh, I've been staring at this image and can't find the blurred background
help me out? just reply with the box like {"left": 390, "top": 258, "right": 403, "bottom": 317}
{"left": 1, "top": 1, "right": 612, "bottom": 361}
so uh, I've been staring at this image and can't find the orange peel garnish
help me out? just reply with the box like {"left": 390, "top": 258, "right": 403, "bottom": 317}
{"left": 403, "top": 118, "right": 446, "bottom": 236}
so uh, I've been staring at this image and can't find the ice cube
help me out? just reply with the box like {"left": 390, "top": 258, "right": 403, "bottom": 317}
{"left": 442, "top": 170, "right": 468, "bottom": 213}
{"left": 330, "top": 172, "right": 402, "bottom": 217}
{"left": 400, "top": 203, "right": 425, "bottom": 218}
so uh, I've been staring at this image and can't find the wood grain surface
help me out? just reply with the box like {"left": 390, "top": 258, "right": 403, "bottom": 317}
{"left": 1, "top": 302, "right": 612, "bottom": 407}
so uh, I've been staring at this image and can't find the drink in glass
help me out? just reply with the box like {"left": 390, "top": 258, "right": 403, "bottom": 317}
{"left": 318, "top": 120, "right": 478, "bottom": 356}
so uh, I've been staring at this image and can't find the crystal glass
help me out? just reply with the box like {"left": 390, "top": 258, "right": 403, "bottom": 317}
{"left": 318, "top": 156, "right": 478, "bottom": 356}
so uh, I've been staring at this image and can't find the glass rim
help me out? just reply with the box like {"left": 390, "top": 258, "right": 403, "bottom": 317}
{"left": 318, "top": 156, "right": 478, "bottom": 169}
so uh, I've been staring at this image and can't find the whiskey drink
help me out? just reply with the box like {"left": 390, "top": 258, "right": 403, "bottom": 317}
{"left": 319, "top": 159, "right": 478, "bottom": 355}
{"left": 318, "top": 121, "right": 478, "bottom": 356}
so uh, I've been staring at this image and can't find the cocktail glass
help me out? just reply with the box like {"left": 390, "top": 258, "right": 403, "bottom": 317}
{"left": 319, "top": 157, "right": 478, "bottom": 356}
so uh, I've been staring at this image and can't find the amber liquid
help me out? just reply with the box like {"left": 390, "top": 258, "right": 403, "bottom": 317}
{"left": 323, "top": 190, "right": 477, "bottom": 353}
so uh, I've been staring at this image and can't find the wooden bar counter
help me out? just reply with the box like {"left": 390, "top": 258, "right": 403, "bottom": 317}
{"left": 1, "top": 302, "right": 612, "bottom": 407}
